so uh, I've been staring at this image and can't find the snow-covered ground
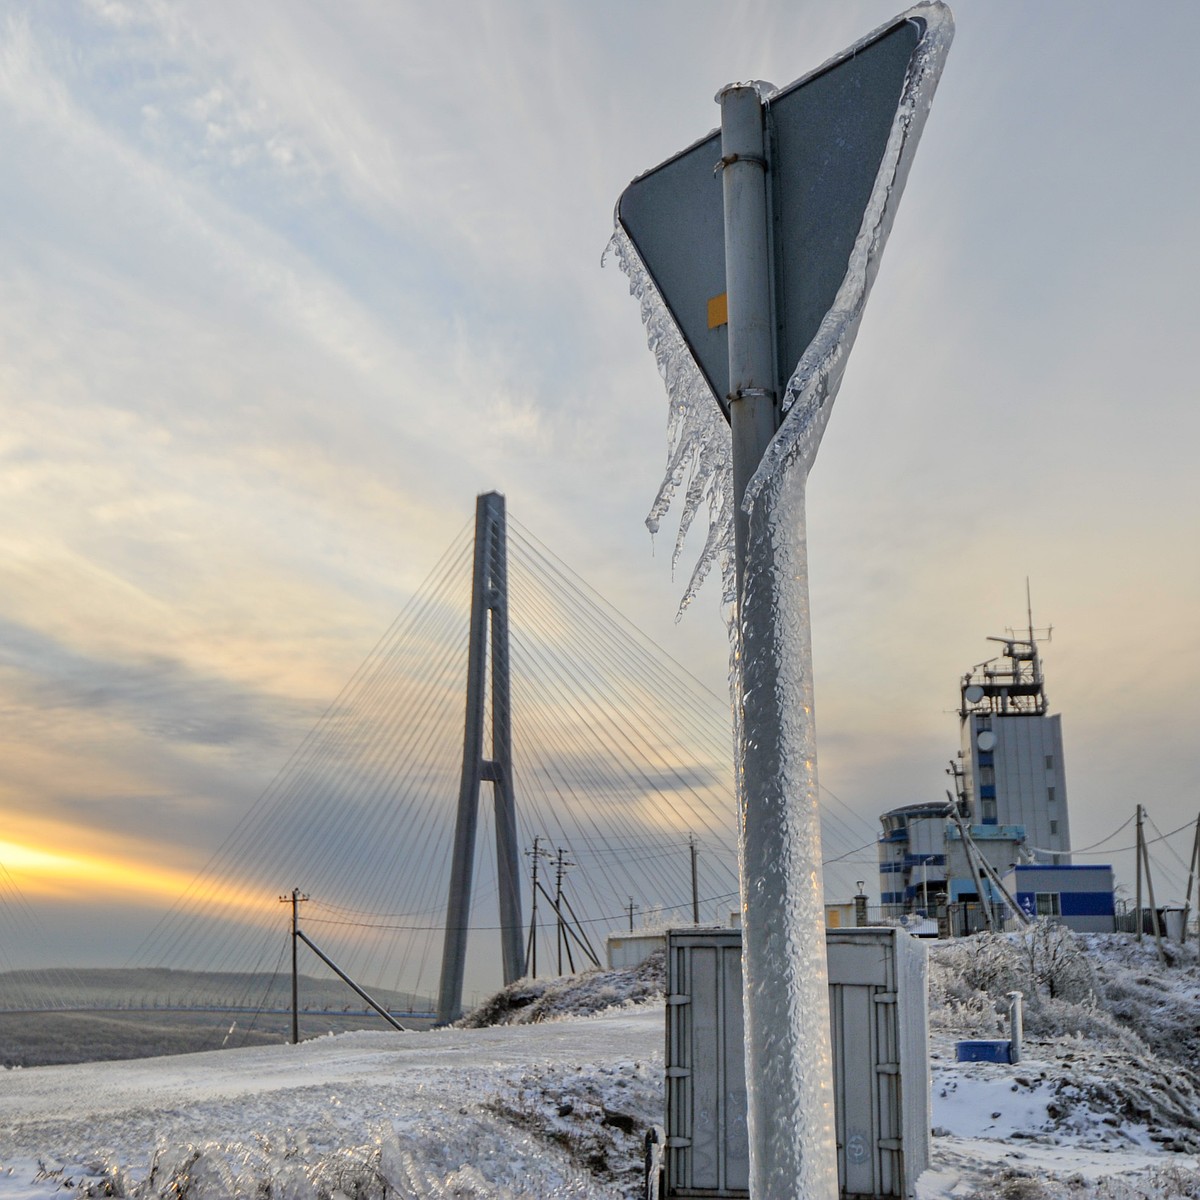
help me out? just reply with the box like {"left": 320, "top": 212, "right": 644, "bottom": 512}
{"left": 0, "top": 1006, "right": 662, "bottom": 1198}
{"left": 1, "top": 933, "right": 1198, "bottom": 1198}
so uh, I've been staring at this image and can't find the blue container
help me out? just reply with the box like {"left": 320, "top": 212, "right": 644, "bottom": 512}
{"left": 955, "top": 1039, "right": 1012, "bottom": 1064}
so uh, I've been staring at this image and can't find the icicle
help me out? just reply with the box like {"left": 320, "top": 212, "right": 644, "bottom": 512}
{"left": 605, "top": 228, "right": 736, "bottom": 619}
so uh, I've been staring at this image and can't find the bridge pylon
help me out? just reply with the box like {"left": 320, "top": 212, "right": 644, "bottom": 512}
{"left": 436, "top": 492, "right": 525, "bottom": 1023}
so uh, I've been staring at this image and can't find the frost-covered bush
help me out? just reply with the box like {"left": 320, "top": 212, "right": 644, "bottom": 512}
{"left": 930, "top": 923, "right": 1113, "bottom": 1045}
{"left": 965, "top": 1164, "right": 1200, "bottom": 1199}
{"left": 88, "top": 1122, "right": 617, "bottom": 1198}
{"left": 934, "top": 921, "right": 1099, "bottom": 1007}
{"left": 928, "top": 982, "right": 1006, "bottom": 1040}
{"left": 1022, "top": 995, "right": 1144, "bottom": 1056}
{"left": 935, "top": 929, "right": 1024, "bottom": 999}
{"left": 1083, "top": 936, "right": 1200, "bottom": 1073}
{"left": 459, "top": 951, "right": 664, "bottom": 1027}
{"left": 1018, "top": 921, "right": 1100, "bottom": 1005}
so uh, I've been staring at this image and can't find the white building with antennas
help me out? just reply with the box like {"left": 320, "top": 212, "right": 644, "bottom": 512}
{"left": 954, "top": 619, "right": 1070, "bottom": 863}
{"left": 877, "top": 597, "right": 1113, "bottom": 931}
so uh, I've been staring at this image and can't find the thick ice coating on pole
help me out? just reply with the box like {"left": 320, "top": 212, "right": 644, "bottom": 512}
{"left": 737, "top": 465, "right": 837, "bottom": 1196}
{"left": 610, "top": 5, "right": 953, "bottom": 1193}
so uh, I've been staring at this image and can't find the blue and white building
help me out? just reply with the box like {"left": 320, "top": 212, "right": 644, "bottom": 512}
{"left": 1003, "top": 864, "right": 1116, "bottom": 933}
{"left": 878, "top": 802, "right": 950, "bottom": 911}
{"left": 956, "top": 628, "right": 1071, "bottom": 862}
{"left": 878, "top": 618, "right": 1113, "bottom": 928}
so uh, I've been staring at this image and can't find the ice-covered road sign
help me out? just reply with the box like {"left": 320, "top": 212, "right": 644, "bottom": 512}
{"left": 616, "top": 11, "right": 938, "bottom": 419}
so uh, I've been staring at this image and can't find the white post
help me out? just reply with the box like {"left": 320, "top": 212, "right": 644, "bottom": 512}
{"left": 720, "top": 82, "right": 838, "bottom": 1200}
{"left": 1007, "top": 990, "right": 1024, "bottom": 1064}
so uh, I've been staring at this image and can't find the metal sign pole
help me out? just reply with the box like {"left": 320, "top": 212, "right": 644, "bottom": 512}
{"left": 719, "top": 83, "right": 779, "bottom": 590}
{"left": 719, "top": 84, "right": 838, "bottom": 1198}
{"left": 615, "top": 16, "right": 953, "bottom": 1194}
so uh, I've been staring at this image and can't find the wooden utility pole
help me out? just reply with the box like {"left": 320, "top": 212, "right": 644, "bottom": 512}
{"left": 1184, "top": 815, "right": 1200, "bottom": 950}
{"left": 1136, "top": 806, "right": 1167, "bottom": 965}
{"left": 526, "top": 837, "right": 544, "bottom": 979}
{"left": 947, "top": 791, "right": 994, "bottom": 931}
{"left": 689, "top": 834, "right": 700, "bottom": 925}
{"left": 1136, "top": 805, "right": 1144, "bottom": 942}
{"left": 279, "top": 888, "right": 308, "bottom": 1045}
{"left": 554, "top": 849, "right": 575, "bottom": 975}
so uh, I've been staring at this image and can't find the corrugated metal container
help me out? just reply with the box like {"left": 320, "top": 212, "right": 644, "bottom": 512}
{"left": 664, "top": 929, "right": 749, "bottom": 1195}
{"left": 607, "top": 933, "right": 668, "bottom": 969}
{"left": 664, "top": 927, "right": 929, "bottom": 1199}
{"left": 828, "top": 928, "right": 930, "bottom": 1198}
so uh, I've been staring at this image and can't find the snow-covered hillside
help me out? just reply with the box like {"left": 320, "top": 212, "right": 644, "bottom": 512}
{"left": 0, "top": 932, "right": 1197, "bottom": 1198}
{"left": 924, "top": 929, "right": 1200, "bottom": 1198}
{"left": 0, "top": 1009, "right": 662, "bottom": 1199}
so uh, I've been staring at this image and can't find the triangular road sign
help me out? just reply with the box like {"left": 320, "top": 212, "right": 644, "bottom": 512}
{"left": 617, "top": 6, "right": 950, "bottom": 420}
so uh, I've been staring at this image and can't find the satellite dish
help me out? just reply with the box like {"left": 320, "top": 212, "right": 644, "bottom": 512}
{"left": 977, "top": 730, "right": 997, "bottom": 752}
{"left": 964, "top": 684, "right": 984, "bottom": 704}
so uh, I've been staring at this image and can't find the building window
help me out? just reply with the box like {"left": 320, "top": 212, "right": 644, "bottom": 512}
{"left": 1035, "top": 892, "right": 1061, "bottom": 917}
{"left": 980, "top": 765, "right": 994, "bottom": 786}
{"left": 1047, "top": 786, "right": 1056, "bottom": 804}
{"left": 1045, "top": 754, "right": 1054, "bottom": 770}
{"left": 1049, "top": 820, "right": 1058, "bottom": 835}
{"left": 981, "top": 798, "right": 997, "bottom": 824}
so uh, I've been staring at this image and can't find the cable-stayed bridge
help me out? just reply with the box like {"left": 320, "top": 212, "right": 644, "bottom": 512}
{"left": 0, "top": 494, "right": 882, "bottom": 1045}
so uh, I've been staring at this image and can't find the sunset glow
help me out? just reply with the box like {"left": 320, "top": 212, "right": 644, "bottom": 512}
{"left": 0, "top": 835, "right": 263, "bottom": 917}
{"left": 0, "top": 0, "right": 1197, "bottom": 977}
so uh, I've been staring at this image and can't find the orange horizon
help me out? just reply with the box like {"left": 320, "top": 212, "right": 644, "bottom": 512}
{"left": 0, "top": 832, "right": 271, "bottom": 920}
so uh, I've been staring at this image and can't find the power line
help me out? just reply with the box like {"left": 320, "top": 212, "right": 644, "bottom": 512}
{"left": 1031, "top": 816, "right": 1193, "bottom": 859}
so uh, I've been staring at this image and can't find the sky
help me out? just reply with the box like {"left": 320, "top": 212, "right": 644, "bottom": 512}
{"left": 1, "top": 0, "right": 1199, "bottom": 969}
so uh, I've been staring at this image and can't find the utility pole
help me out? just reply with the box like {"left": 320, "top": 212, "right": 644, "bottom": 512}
{"left": 1183, "top": 814, "right": 1200, "bottom": 949}
{"left": 555, "top": 849, "right": 575, "bottom": 975}
{"left": 947, "top": 791, "right": 994, "bottom": 931}
{"left": 279, "top": 888, "right": 308, "bottom": 1045}
{"left": 1136, "top": 805, "right": 1167, "bottom": 965}
{"left": 627, "top": 897, "right": 638, "bottom": 933}
{"left": 689, "top": 834, "right": 700, "bottom": 925}
{"left": 526, "top": 837, "right": 544, "bottom": 979}
{"left": 1137, "top": 801, "right": 1147, "bottom": 940}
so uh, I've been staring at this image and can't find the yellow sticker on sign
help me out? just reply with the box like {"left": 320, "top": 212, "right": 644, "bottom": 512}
{"left": 707, "top": 292, "right": 728, "bottom": 330}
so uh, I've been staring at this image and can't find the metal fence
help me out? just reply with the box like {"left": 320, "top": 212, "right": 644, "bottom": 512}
{"left": 1113, "top": 907, "right": 1196, "bottom": 942}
